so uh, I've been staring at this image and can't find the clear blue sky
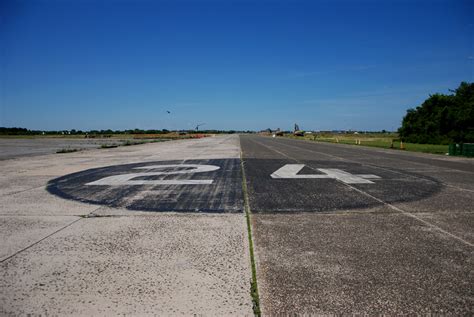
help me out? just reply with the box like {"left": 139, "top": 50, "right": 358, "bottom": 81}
{"left": 1, "top": 0, "right": 472, "bottom": 131}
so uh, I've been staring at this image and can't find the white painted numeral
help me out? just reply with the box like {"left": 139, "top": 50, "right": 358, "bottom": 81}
{"left": 86, "top": 164, "right": 220, "bottom": 186}
{"left": 271, "top": 164, "right": 380, "bottom": 184}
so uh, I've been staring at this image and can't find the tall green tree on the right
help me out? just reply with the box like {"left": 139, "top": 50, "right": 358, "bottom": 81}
{"left": 399, "top": 82, "right": 474, "bottom": 144}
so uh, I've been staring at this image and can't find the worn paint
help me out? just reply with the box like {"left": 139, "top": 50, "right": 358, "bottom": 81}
{"left": 271, "top": 164, "right": 381, "bottom": 184}
{"left": 86, "top": 164, "right": 220, "bottom": 186}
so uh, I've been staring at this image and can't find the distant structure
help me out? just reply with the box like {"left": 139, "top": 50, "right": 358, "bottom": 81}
{"left": 293, "top": 123, "right": 305, "bottom": 136}
{"left": 195, "top": 123, "right": 205, "bottom": 131}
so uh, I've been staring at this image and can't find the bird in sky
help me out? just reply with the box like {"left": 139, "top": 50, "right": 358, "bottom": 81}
{"left": 166, "top": 110, "right": 171, "bottom": 114}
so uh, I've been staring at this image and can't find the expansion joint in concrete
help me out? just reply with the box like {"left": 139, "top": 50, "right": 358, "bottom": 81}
{"left": 0, "top": 217, "right": 83, "bottom": 263}
{"left": 240, "top": 151, "right": 261, "bottom": 316}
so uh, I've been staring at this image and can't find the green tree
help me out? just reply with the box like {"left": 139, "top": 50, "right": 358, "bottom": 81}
{"left": 399, "top": 82, "right": 474, "bottom": 144}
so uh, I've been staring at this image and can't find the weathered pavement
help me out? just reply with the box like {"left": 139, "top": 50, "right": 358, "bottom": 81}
{"left": 0, "top": 138, "right": 132, "bottom": 159}
{"left": 240, "top": 135, "right": 473, "bottom": 315}
{"left": 0, "top": 135, "right": 252, "bottom": 315}
{"left": 1, "top": 134, "right": 473, "bottom": 315}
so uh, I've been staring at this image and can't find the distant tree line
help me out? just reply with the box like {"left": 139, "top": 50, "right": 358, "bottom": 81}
{"left": 0, "top": 127, "right": 34, "bottom": 135}
{"left": 0, "top": 127, "right": 255, "bottom": 135}
{"left": 398, "top": 82, "right": 474, "bottom": 144}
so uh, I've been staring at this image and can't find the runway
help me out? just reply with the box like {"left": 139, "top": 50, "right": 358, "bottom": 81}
{"left": 241, "top": 135, "right": 473, "bottom": 314}
{"left": 0, "top": 135, "right": 252, "bottom": 315}
{"left": 1, "top": 134, "right": 472, "bottom": 314}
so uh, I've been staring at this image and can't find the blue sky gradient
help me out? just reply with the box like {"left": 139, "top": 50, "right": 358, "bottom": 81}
{"left": 1, "top": 0, "right": 473, "bottom": 131}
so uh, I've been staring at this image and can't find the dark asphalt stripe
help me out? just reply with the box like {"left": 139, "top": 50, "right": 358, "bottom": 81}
{"left": 258, "top": 136, "right": 441, "bottom": 185}
{"left": 262, "top": 137, "right": 474, "bottom": 246}
{"left": 262, "top": 137, "right": 474, "bottom": 195}
{"left": 255, "top": 137, "right": 474, "bottom": 194}
{"left": 272, "top": 137, "right": 474, "bottom": 174}
{"left": 240, "top": 135, "right": 442, "bottom": 213}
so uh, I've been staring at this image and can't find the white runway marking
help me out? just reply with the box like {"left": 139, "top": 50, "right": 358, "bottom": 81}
{"left": 86, "top": 164, "right": 220, "bottom": 186}
{"left": 271, "top": 164, "right": 380, "bottom": 184}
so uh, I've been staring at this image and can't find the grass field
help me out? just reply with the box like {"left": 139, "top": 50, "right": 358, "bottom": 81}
{"left": 285, "top": 133, "right": 449, "bottom": 155}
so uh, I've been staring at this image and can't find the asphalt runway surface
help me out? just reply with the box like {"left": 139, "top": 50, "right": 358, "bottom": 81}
{"left": 240, "top": 135, "right": 473, "bottom": 315}
{"left": 1, "top": 134, "right": 473, "bottom": 315}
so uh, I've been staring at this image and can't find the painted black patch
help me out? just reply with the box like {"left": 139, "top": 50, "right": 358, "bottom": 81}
{"left": 239, "top": 135, "right": 443, "bottom": 213}
{"left": 243, "top": 158, "right": 442, "bottom": 213}
{"left": 47, "top": 159, "right": 243, "bottom": 213}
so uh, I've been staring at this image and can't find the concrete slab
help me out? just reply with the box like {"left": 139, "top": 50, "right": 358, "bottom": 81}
{"left": 1, "top": 214, "right": 251, "bottom": 315}
{"left": 0, "top": 135, "right": 252, "bottom": 315}
{"left": 0, "top": 216, "right": 79, "bottom": 261}
{"left": 0, "top": 137, "right": 132, "bottom": 160}
{"left": 0, "top": 187, "right": 99, "bottom": 216}
{"left": 0, "top": 175, "right": 54, "bottom": 197}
